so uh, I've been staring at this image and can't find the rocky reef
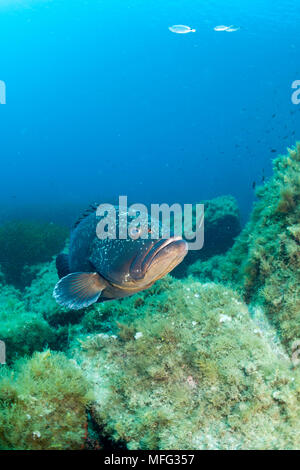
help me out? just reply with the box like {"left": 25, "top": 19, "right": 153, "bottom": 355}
{"left": 0, "top": 220, "right": 68, "bottom": 287}
{"left": 0, "top": 259, "right": 83, "bottom": 365}
{"left": 0, "top": 145, "right": 299, "bottom": 450}
{"left": 74, "top": 278, "right": 300, "bottom": 450}
{"left": 188, "top": 144, "right": 300, "bottom": 354}
{"left": 0, "top": 350, "right": 91, "bottom": 450}
{"left": 172, "top": 195, "right": 241, "bottom": 278}
{"left": 0, "top": 283, "right": 56, "bottom": 364}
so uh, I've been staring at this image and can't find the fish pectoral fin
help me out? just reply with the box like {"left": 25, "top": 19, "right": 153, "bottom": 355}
{"left": 53, "top": 272, "right": 107, "bottom": 310}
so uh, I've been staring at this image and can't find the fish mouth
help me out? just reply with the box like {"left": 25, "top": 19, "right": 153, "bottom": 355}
{"left": 130, "top": 237, "right": 188, "bottom": 281}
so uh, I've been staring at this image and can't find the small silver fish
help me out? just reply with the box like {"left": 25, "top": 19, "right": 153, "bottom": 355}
{"left": 225, "top": 26, "right": 240, "bottom": 32}
{"left": 169, "top": 25, "right": 196, "bottom": 34}
{"left": 214, "top": 25, "right": 240, "bottom": 32}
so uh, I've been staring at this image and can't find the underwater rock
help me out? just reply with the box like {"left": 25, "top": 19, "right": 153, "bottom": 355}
{"left": 74, "top": 278, "right": 300, "bottom": 450}
{"left": 0, "top": 351, "right": 92, "bottom": 450}
{"left": 0, "top": 266, "right": 5, "bottom": 285}
{"left": 188, "top": 143, "right": 300, "bottom": 352}
{"left": 196, "top": 194, "right": 241, "bottom": 258}
{"left": 173, "top": 195, "right": 241, "bottom": 277}
{"left": 0, "top": 283, "right": 58, "bottom": 364}
{"left": 0, "top": 220, "right": 68, "bottom": 287}
{"left": 19, "top": 263, "right": 48, "bottom": 289}
{"left": 24, "top": 259, "right": 84, "bottom": 327}
{"left": 0, "top": 259, "right": 83, "bottom": 364}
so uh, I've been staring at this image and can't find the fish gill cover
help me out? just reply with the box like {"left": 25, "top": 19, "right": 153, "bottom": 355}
{"left": 0, "top": 0, "right": 299, "bottom": 452}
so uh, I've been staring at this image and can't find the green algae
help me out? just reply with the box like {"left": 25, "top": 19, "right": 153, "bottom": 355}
{"left": 0, "top": 283, "right": 57, "bottom": 364}
{"left": 0, "top": 350, "right": 92, "bottom": 450}
{"left": 75, "top": 278, "right": 300, "bottom": 450}
{"left": 173, "top": 195, "right": 241, "bottom": 278}
{"left": 24, "top": 259, "right": 84, "bottom": 327}
{"left": 0, "top": 144, "right": 299, "bottom": 450}
{"left": 188, "top": 143, "right": 300, "bottom": 353}
{"left": 0, "top": 260, "right": 83, "bottom": 364}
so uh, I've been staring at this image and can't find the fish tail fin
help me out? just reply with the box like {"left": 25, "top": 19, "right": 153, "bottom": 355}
{"left": 56, "top": 253, "right": 70, "bottom": 279}
{"left": 53, "top": 272, "right": 106, "bottom": 310}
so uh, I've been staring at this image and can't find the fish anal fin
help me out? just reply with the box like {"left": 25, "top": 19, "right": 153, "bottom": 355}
{"left": 53, "top": 272, "right": 107, "bottom": 310}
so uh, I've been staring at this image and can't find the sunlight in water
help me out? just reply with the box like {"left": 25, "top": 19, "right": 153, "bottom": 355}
{"left": 0, "top": 0, "right": 50, "bottom": 9}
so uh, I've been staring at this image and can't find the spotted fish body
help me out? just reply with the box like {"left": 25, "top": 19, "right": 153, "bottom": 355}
{"left": 53, "top": 206, "right": 188, "bottom": 310}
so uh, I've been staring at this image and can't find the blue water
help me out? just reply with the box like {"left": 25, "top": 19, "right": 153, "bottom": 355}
{"left": 0, "top": 0, "right": 299, "bottom": 225}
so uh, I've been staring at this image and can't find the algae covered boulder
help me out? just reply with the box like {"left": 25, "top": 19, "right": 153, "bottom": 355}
{"left": 0, "top": 145, "right": 299, "bottom": 451}
{"left": 0, "top": 259, "right": 83, "bottom": 365}
{"left": 24, "top": 259, "right": 84, "bottom": 327}
{"left": 0, "top": 220, "right": 68, "bottom": 287}
{"left": 188, "top": 143, "right": 300, "bottom": 353}
{"left": 199, "top": 194, "right": 241, "bottom": 258}
{"left": 0, "top": 351, "right": 92, "bottom": 450}
{"left": 0, "top": 284, "right": 57, "bottom": 364}
{"left": 75, "top": 279, "right": 300, "bottom": 450}
{"left": 173, "top": 195, "right": 241, "bottom": 278}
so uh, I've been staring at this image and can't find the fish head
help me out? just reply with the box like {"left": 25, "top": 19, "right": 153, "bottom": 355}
{"left": 90, "top": 214, "right": 188, "bottom": 293}
{"left": 128, "top": 235, "right": 188, "bottom": 287}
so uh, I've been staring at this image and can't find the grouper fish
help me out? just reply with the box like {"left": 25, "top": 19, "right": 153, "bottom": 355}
{"left": 53, "top": 205, "right": 188, "bottom": 310}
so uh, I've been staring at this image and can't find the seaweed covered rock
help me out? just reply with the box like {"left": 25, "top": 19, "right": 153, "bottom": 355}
{"left": 200, "top": 194, "right": 241, "bottom": 257}
{"left": 0, "top": 351, "right": 92, "bottom": 450}
{"left": 24, "top": 259, "right": 84, "bottom": 327}
{"left": 0, "top": 266, "right": 5, "bottom": 285}
{"left": 0, "top": 220, "right": 68, "bottom": 287}
{"left": 173, "top": 195, "right": 240, "bottom": 277}
{"left": 188, "top": 144, "right": 300, "bottom": 352}
{"left": 0, "top": 259, "right": 84, "bottom": 364}
{"left": 0, "top": 284, "right": 57, "bottom": 364}
{"left": 75, "top": 279, "right": 300, "bottom": 450}
{"left": 81, "top": 275, "right": 173, "bottom": 335}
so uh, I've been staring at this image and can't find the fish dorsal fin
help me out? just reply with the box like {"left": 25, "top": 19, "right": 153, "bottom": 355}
{"left": 73, "top": 202, "right": 99, "bottom": 229}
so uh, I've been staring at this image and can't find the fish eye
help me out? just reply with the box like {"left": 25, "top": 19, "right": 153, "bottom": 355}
{"left": 129, "top": 226, "right": 141, "bottom": 239}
